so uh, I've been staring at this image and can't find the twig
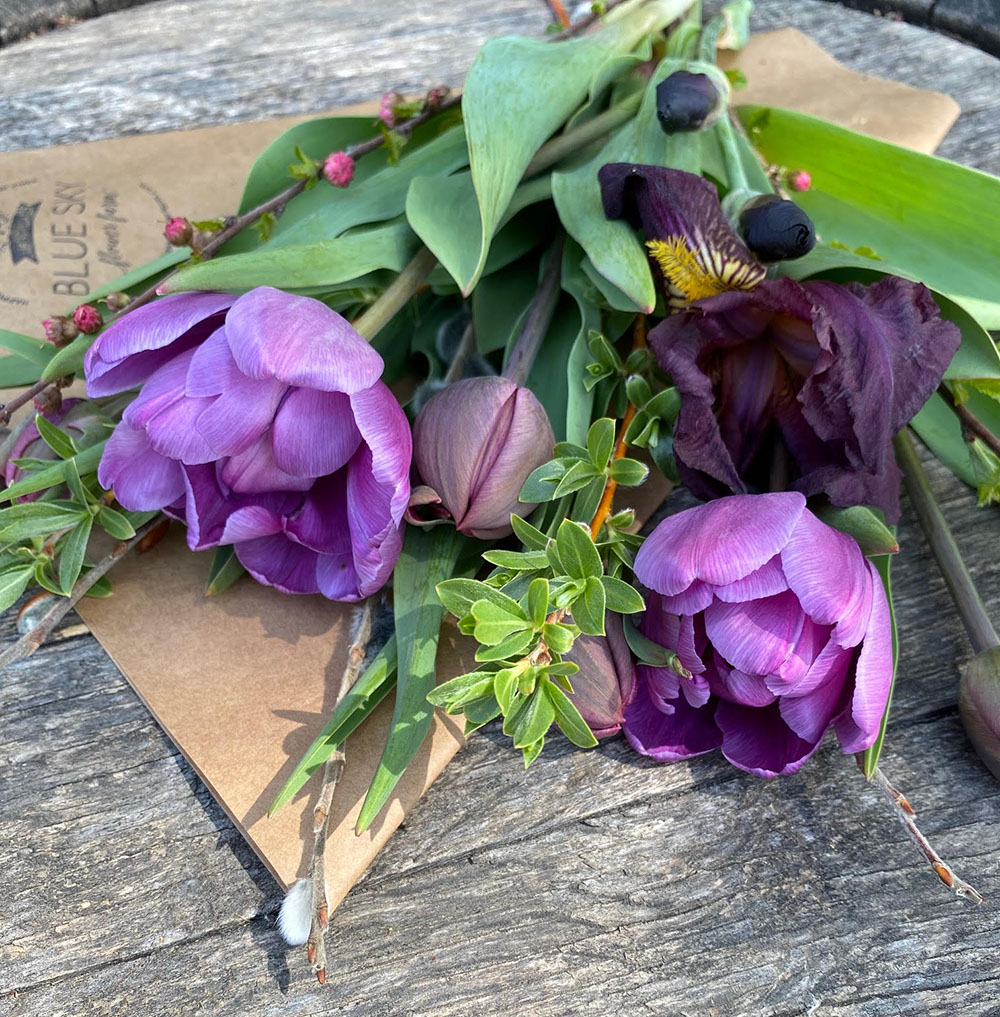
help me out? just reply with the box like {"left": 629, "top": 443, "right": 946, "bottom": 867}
{"left": 870, "top": 765, "right": 984, "bottom": 904}
{"left": 306, "top": 598, "right": 377, "bottom": 984}
{"left": 0, "top": 515, "right": 165, "bottom": 672}
{"left": 937, "top": 383, "right": 1000, "bottom": 459}
{"left": 0, "top": 381, "right": 49, "bottom": 427}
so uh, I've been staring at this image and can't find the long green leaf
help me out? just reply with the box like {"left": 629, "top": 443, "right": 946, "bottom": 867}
{"left": 0, "top": 565, "right": 34, "bottom": 613}
{"left": 909, "top": 392, "right": 979, "bottom": 488}
{"left": 356, "top": 525, "right": 471, "bottom": 833}
{"left": 0, "top": 440, "right": 107, "bottom": 502}
{"left": 162, "top": 219, "right": 420, "bottom": 293}
{"left": 58, "top": 515, "right": 93, "bottom": 595}
{"left": 737, "top": 105, "right": 1000, "bottom": 327}
{"left": 204, "top": 545, "right": 247, "bottom": 597}
{"left": 861, "top": 551, "right": 899, "bottom": 778}
{"left": 0, "top": 329, "right": 57, "bottom": 369}
{"left": 461, "top": 0, "right": 690, "bottom": 294}
{"left": 269, "top": 636, "right": 398, "bottom": 815}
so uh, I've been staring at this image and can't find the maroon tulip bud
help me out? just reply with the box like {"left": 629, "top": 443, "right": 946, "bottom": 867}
{"left": 565, "top": 613, "right": 637, "bottom": 738}
{"left": 41, "top": 315, "right": 79, "bottom": 347}
{"left": 103, "top": 291, "right": 131, "bottom": 312}
{"left": 413, "top": 376, "right": 554, "bottom": 539}
{"left": 959, "top": 647, "right": 1000, "bottom": 782}
{"left": 164, "top": 216, "right": 193, "bottom": 246}
{"left": 73, "top": 303, "right": 102, "bottom": 334}
{"left": 322, "top": 151, "right": 355, "bottom": 188}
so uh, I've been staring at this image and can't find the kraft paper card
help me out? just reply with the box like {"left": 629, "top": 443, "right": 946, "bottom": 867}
{"left": 0, "top": 29, "right": 961, "bottom": 904}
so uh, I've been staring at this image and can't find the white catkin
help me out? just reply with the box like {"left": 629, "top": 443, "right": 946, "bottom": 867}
{"left": 277, "top": 878, "right": 313, "bottom": 946}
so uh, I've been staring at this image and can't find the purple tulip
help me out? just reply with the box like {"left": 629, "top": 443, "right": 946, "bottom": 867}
{"left": 624, "top": 492, "right": 892, "bottom": 777}
{"left": 412, "top": 376, "right": 554, "bottom": 540}
{"left": 565, "top": 613, "right": 637, "bottom": 738}
{"left": 599, "top": 163, "right": 961, "bottom": 520}
{"left": 84, "top": 287, "right": 411, "bottom": 601}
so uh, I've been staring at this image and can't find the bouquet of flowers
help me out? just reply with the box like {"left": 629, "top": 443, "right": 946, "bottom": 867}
{"left": 2, "top": 0, "right": 999, "bottom": 983}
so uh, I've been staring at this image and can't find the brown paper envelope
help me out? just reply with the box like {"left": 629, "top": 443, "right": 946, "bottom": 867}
{"left": 718, "top": 28, "right": 959, "bottom": 150}
{"left": 0, "top": 30, "right": 961, "bottom": 900}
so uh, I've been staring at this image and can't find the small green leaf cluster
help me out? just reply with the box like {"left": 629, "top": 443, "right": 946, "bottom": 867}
{"left": 521, "top": 417, "right": 649, "bottom": 525}
{"left": 583, "top": 330, "right": 653, "bottom": 392}
{"left": 430, "top": 516, "right": 644, "bottom": 766}
{"left": 0, "top": 412, "right": 154, "bottom": 612}
{"left": 288, "top": 144, "right": 321, "bottom": 188}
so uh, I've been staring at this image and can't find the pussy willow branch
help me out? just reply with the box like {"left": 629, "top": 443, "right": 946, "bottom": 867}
{"left": 871, "top": 764, "right": 984, "bottom": 903}
{"left": 0, "top": 515, "right": 165, "bottom": 672}
{"left": 937, "top": 383, "right": 1000, "bottom": 459}
{"left": 306, "top": 598, "right": 376, "bottom": 985}
{"left": 589, "top": 314, "right": 648, "bottom": 539}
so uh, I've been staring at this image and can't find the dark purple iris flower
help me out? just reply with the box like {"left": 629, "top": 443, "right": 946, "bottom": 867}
{"left": 85, "top": 287, "right": 411, "bottom": 602}
{"left": 625, "top": 492, "right": 892, "bottom": 777}
{"left": 599, "top": 163, "right": 961, "bottom": 520}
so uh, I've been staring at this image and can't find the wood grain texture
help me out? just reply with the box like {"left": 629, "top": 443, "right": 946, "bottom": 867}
{"left": 1, "top": 1, "right": 1000, "bottom": 1014}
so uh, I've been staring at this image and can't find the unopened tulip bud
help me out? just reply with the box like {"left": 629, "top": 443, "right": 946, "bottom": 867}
{"left": 738, "top": 193, "right": 816, "bottom": 262}
{"left": 41, "top": 315, "right": 78, "bottom": 347}
{"left": 164, "top": 216, "right": 193, "bottom": 247}
{"left": 413, "top": 376, "right": 554, "bottom": 540}
{"left": 73, "top": 303, "right": 102, "bottom": 334}
{"left": 565, "top": 614, "right": 637, "bottom": 738}
{"left": 103, "top": 291, "right": 131, "bottom": 312}
{"left": 656, "top": 71, "right": 722, "bottom": 134}
{"left": 322, "top": 151, "right": 355, "bottom": 188}
{"left": 959, "top": 647, "right": 1000, "bottom": 782}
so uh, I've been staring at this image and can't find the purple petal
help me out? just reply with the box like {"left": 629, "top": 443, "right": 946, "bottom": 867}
{"left": 235, "top": 533, "right": 321, "bottom": 595}
{"left": 623, "top": 679, "right": 723, "bottom": 762}
{"left": 272, "top": 388, "right": 362, "bottom": 477}
{"left": 224, "top": 287, "right": 383, "bottom": 393}
{"left": 284, "top": 474, "right": 352, "bottom": 556}
{"left": 220, "top": 432, "right": 314, "bottom": 495}
{"left": 835, "top": 559, "right": 894, "bottom": 753}
{"left": 709, "top": 653, "right": 777, "bottom": 707}
{"left": 181, "top": 464, "right": 298, "bottom": 551}
{"left": 716, "top": 700, "right": 822, "bottom": 777}
{"left": 346, "top": 444, "right": 404, "bottom": 597}
{"left": 122, "top": 348, "right": 216, "bottom": 464}
{"left": 704, "top": 590, "right": 806, "bottom": 678}
{"left": 316, "top": 551, "right": 363, "bottom": 601}
{"left": 598, "top": 163, "right": 764, "bottom": 307}
{"left": 778, "top": 665, "right": 848, "bottom": 744}
{"left": 640, "top": 600, "right": 706, "bottom": 676}
{"left": 186, "top": 330, "right": 288, "bottom": 457}
{"left": 85, "top": 292, "right": 232, "bottom": 396}
{"left": 781, "top": 507, "right": 873, "bottom": 647}
{"left": 658, "top": 580, "right": 714, "bottom": 616}
{"left": 98, "top": 421, "right": 185, "bottom": 510}
{"left": 766, "top": 616, "right": 833, "bottom": 694}
{"left": 636, "top": 492, "right": 805, "bottom": 597}
{"left": 713, "top": 554, "right": 788, "bottom": 603}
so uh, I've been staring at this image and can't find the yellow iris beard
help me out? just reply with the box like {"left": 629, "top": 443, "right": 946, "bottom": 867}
{"left": 646, "top": 236, "right": 753, "bottom": 303}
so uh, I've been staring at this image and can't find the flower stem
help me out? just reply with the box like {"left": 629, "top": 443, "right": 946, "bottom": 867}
{"left": 716, "top": 114, "right": 752, "bottom": 199}
{"left": 937, "top": 383, "right": 1000, "bottom": 458}
{"left": 352, "top": 246, "right": 439, "bottom": 342}
{"left": 502, "top": 235, "right": 565, "bottom": 388}
{"left": 893, "top": 428, "right": 999, "bottom": 655}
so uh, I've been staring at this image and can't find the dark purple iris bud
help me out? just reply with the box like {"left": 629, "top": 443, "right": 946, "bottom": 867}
{"left": 738, "top": 193, "right": 816, "bottom": 263}
{"left": 652, "top": 275, "right": 960, "bottom": 520}
{"left": 565, "top": 613, "right": 637, "bottom": 738}
{"left": 655, "top": 70, "right": 721, "bottom": 134}
{"left": 624, "top": 492, "right": 893, "bottom": 777}
{"left": 599, "top": 163, "right": 765, "bottom": 309}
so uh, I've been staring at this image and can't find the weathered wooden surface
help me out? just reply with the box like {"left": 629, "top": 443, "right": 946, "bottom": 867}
{"left": 1, "top": 2, "right": 1000, "bottom": 1014}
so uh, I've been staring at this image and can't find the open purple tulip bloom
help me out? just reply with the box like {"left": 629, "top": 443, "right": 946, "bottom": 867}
{"left": 624, "top": 492, "right": 892, "bottom": 777}
{"left": 599, "top": 163, "right": 961, "bottom": 520}
{"left": 85, "top": 287, "right": 411, "bottom": 601}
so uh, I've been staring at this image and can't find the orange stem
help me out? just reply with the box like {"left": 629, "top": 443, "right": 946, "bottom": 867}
{"left": 588, "top": 315, "right": 646, "bottom": 540}
{"left": 547, "top": 0, "right": 571, "bottom": 27}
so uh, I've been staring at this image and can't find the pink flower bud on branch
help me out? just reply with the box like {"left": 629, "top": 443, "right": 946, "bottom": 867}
{"left": 322, "top": 151, "right": 355, "bottom": 188}
{"left": 164, "top": 216, "right": 193, "bottom": 247}
{"left": 72, "top": 303, "right": 102, "bottom": 334}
